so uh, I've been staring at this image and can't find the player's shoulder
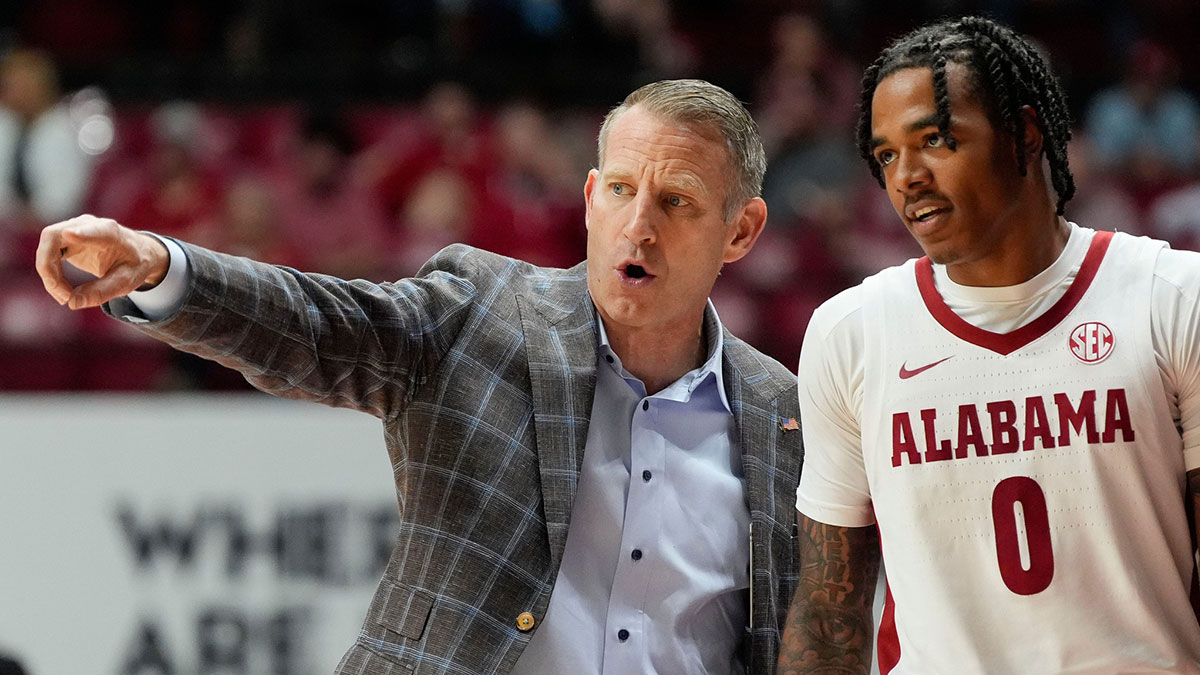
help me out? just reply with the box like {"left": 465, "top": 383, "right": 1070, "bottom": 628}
{"left": 808, "top": 285, "right": 863, "bottom": 341}
{"left": 1085, "top": 227, "right": 1200, "bottom": 311}
{"left": 1153, "top": 244, "right": 1200, "bottom": 299}
{"left": 808, "top": 259, "right": 919, "bottom": 340}
{"left": 1100, "top": 228, "right": 1200, "bottom": 300}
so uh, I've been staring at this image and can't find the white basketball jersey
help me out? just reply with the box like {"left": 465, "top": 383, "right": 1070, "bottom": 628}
{"left": 858, "top": 231, "right": 1200, "bottom": 673}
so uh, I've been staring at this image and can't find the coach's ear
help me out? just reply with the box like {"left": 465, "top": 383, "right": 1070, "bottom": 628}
{"left": 722, "top": 197, "right": 767, "bottom": 264}
{"left": 583, "top": 169, "right": 599, "bottom": 231}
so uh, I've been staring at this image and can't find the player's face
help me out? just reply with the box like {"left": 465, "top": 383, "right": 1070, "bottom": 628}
{"left": 584, "top": 105, "right": 762, "bottom": 339}
{"left": 870, "top": 64, "right": 1028, "bottom": 273}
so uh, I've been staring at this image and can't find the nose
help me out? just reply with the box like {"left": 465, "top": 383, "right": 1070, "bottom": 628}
{"left": 622, "top": 192, "right": 658, "bottom": 246}
{"left": 892, "top": 149, "right": 932, "bottom": 194}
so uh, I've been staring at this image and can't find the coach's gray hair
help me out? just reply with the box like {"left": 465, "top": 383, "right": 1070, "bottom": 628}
{"left": 596, "top": 79, "right": 766, "bottom": 221}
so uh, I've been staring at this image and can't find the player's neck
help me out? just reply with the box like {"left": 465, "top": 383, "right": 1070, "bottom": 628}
{"left": 946, "top": 193, "right": 1069, "bottom": 288}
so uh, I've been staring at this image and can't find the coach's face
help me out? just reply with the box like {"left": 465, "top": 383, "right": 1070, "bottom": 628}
{"left": 584, "top": 105, "right": 764, "bottom": 341}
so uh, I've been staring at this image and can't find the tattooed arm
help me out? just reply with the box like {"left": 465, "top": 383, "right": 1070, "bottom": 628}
{"left": 777, "top": 512, "right": 882, "bottom": 675}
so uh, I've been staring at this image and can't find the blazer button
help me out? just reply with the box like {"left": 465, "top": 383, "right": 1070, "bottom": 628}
{"left": 516, "top": 612, "right": 536, "bottom": 631}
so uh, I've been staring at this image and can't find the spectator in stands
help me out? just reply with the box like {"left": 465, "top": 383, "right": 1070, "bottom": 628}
{"left": 1085, "top": 40, "right": 1200, "bottom": 193}
{"left": 371, "top": 81, "right": 493, "bottom": 229}
{"left": 189, "top": 174, "right": 300, "bottom": 267}
{"left": 741, "top": 13, "right": 858, "bottom": 363}
{"left": 0, "top": 49, "right": 94, "bottom": 231}
{"left": 391, "top": 167, "right": 477, "bottom": 276}
{"left": 468, "top": 100, "right": 584, "bottom": 268}
{"left": 1150, "top": 181, "right": 1200, "bottom": 252}
{"left": 119, "top": 101, "right": 224, "bottom": 236}
{"left": 591, "top": 0, "right": 697, "bottom": 80}
{"left": 1148, "top": 123, "right": 1200, "bottom": 249}
{"left": 273, "top": 110, "right": 389, "bottom": 278}
{"left": 388, "top": 101, "right": 585, "bottom": 275}
{"left": 1064, "top": 128, "right": 1142, "bottom": 236}
{"left": 755, "top": 13, "right": 859, "bottom": 231}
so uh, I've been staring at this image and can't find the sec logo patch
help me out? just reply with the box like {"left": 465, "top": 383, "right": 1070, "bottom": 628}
{"left": 1069, "top": 322, "right": 1113, "bottom": 363}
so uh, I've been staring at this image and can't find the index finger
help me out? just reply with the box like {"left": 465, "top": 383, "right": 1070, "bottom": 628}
{"left": 35, "top": 222, "right": 73, "bottom": 305}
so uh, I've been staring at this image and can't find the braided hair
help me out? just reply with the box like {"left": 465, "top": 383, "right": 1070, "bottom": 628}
{"left": 856, "top": 16, "right": 1076, "bottom": 214}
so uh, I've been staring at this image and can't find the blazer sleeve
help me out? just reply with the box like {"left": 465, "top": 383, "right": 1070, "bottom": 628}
{"left": 104, "top": 241, "right": 484, "bottom": 420}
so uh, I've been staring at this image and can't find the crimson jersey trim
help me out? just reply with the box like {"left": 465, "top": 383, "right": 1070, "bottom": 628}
{"left": 878, "top": 581, "right": 900, "bottom": 674}
{"left": 915, "top": 231, "right": 1114, "bottom": 356}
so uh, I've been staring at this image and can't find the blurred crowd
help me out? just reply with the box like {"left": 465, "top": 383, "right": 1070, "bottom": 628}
{"left": 0, "top": 0, "right": 1198, "bottom": 391}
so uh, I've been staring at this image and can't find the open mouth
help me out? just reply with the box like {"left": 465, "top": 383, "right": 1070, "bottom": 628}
{"left": 911, "top": 205, "right": 950, "bottom": 223}
{"left": 617, "top": 262, "right": 655, "bottom": 284}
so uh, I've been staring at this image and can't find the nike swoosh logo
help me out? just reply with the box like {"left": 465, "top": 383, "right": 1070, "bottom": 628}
{"left": 899, "top": 356, "right": 954, "bottom": 380}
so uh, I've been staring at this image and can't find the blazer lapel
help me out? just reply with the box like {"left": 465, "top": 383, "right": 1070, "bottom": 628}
{"left": 515, "top": 262, "right": 598, "bottom": 571}
{"left": 723, "top": 332, "right": 795, "bottom": 521}
{"left": 723, "top": 332, "right": 803, "bottom": 649}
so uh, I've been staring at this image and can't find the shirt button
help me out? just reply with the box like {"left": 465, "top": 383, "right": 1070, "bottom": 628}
{"left": 617, "top": 628, "right": 630, "bottom": 642}
{"left": 641, "top": 400, "right": 649, "bottom": 411}
{"left": 605, "top": 355, "right": 614, "bottom": 364}
{"left": 516, "top": 612, "right": 536, "bottom": 631}
{"left": 642, "top": 470, "right": 652, "bottom": 482}
{"left": 631, "top": 548, "right": 643, "bottom": 561}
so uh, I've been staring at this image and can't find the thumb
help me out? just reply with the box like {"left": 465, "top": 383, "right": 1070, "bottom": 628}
{"left": 67, "top": 263, "right": 142, "bottom": 310}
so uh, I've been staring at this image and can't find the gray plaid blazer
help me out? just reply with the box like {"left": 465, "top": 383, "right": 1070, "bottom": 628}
{"left": 107, "top": 242, "right": 803, "bottom": 675}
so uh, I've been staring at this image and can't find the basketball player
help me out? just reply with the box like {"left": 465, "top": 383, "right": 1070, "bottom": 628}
{"left": 778, "top": 16, "right": 1200, "bottom": 674}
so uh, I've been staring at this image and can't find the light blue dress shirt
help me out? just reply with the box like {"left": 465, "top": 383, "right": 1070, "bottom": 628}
{"left": 513, "top": 303, "right": 749, "bottom": 674}
{"left": 130, "top": 243, "right": 751, "bottom": 673}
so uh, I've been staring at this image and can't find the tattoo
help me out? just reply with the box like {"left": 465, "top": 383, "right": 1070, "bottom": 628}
{"left": 777, "top": 514, "right": 882, "bottom": 675}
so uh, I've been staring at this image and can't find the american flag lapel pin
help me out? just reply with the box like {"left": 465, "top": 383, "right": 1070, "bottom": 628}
{"left": 779, "top": 417, "right": 799, "bottom": 432}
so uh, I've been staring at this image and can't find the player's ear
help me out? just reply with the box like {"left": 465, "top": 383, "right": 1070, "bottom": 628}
{"left": 1018, "top": 105, "right": 1043, "bottom": 165}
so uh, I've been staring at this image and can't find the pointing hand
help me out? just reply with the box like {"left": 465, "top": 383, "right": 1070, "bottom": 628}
{"left": 35, "top": 215, "right": 170, "bottom": 310}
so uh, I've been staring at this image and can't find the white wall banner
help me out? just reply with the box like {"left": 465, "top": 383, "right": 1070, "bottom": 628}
{"left": 0, "top": 394, "right": 397, "bottom": 675}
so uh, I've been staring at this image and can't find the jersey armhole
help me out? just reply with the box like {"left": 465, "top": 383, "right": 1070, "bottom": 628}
{"left": 795, "top": 493, "right": 877, "bottom": 529}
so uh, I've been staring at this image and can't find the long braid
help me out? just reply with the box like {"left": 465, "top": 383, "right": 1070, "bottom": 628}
{"left": 966, "top": 16, "right": 1076, "bottom": 211}
{"left": 856, "top": 58, "right": 886, "bottom": 186}
{"left": 1017, "top": 37, "right": 1076, "bottom": 211}
{"left": 927, "top": 37, "right": 957, "bottom": 151}
{"left": 968, "top": 31, "right": 1026, "bottom": 174}
{"left": 856, "top": 16, "right": 1077, "bottom": 214}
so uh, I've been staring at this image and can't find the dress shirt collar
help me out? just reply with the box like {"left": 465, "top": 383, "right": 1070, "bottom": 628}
{"left": 593, "top": 300, "right": 731, "bottom": 413}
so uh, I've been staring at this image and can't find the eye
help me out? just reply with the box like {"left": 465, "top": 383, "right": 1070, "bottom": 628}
{"left": 926, "top": 133, "right": 949, "bottom": 148}
{"left": 876, "top": 149, "right": 897, "bottom": 166}
{"left": 610, "top": 183, "right": 626, "bottom": 195}
{"left": 666, "top": 195, "right": 688, "bottom": 207}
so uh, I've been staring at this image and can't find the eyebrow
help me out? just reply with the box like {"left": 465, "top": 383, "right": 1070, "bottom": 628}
{"left": 869, "top": 113, "right": 942, "bottom": 150}
{"left": 603, "top": 169, "right": 706, "bottom": 195}
{"left": 665, "top": 175, "right": 705, "bottom": 194}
